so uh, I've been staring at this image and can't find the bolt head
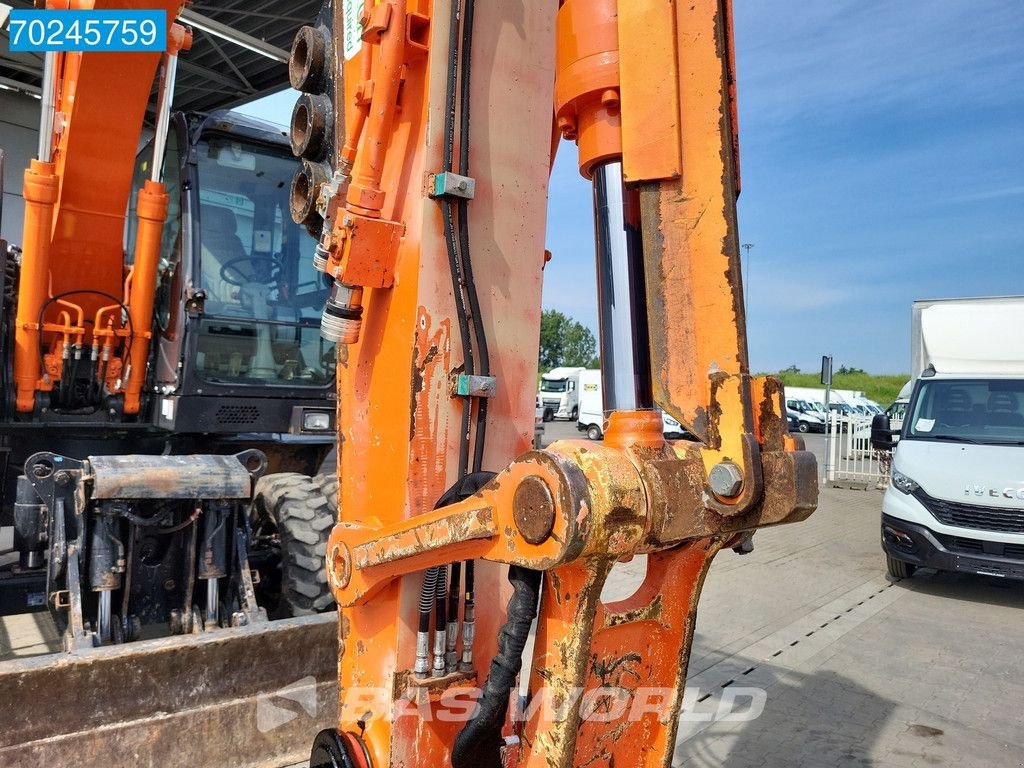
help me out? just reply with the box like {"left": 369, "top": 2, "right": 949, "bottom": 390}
{"left": 709, "top": 462, "right": 744, "bottom": 498}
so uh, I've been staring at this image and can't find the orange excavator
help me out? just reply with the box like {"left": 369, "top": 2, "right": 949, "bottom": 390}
{"left": 1, "top": 6, "right": 347, "bottom": 764}
{"left": 285, "top": 0, "right": 818, "bottom": 766}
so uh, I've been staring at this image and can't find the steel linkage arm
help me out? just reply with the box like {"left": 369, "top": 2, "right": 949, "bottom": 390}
{"left": 327, "top": 406, "right": 815, "bottom": 610}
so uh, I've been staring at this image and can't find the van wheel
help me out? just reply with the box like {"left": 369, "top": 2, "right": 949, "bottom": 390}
{"left": 570, "top": 406, "right": 578, "bottom": 420}
{"left": 886, "top": 554, "right": 915, "bottom": 580}
{"left": 798, "top": 421, "right": 810, "bottom": 433}
{"left": 586, "top": 424, "right": 602, "bottom": 441}
{"left": 543, "top": 408, "right": 554, "bottom": 422}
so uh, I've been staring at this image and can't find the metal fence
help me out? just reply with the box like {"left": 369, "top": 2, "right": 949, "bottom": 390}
{"left": 824, "top": 413, "right": 892, "bottom": 489}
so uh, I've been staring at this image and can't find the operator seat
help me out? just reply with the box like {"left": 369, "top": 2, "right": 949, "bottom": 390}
{"left": 986, "top": 392, "right": 1024, "bottom": 427}
{"left": 200, "top": 206, "right": 247, "bottom": 304}
{"left": 935, "top": 387, "right": 972, "bottom": 428}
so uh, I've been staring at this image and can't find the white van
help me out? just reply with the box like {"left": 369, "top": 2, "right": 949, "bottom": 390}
{"left": 576, "top": 370, "right": 689, "bottom": 440}
{"left": 785, "top": 398, "right": 827, "bottom": 433}
{"left": 874, "top": 297, "right": 1024, "bottom": 582}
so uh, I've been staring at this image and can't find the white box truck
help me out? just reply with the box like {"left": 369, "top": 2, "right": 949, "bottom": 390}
{"left": 576, "top": 369, "right": 689, "bottom": 440}
{"left": 873, "top": 296, "right": 1024, "bottom": 581}
{"left": 537, "top": 366, "right": 586, "bottom": 421}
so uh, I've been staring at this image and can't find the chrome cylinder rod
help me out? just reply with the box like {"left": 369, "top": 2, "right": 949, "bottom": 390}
{"left": 206, "top": 578, "right": 219, "bottom": 627}
{"left": 150, "top": 53, "right": 179, "bottom": 182}
{"left": 591, "top": 161, "right": 653, "bottom": 412}
{"left": 97, "top": 590, "right": 112, "bottom": 644}
{"left": 37, "top": 53, "right": 55, "bottom": 161}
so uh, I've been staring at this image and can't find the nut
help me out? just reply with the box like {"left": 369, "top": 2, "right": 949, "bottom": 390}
{"left": 709, "top": 462, "right": 743, "bottom": 498}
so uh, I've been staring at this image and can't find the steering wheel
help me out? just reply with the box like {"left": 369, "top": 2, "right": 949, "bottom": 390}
{"left": 219, "top": 255, "right": 282, "bottom": 287}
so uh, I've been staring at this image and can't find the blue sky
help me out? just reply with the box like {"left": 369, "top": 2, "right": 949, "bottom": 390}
{"left": 242, "top": 0, "right": 1024, "bottom": 374}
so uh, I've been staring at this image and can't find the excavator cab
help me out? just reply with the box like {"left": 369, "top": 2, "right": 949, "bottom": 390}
{"left": 131, "top": 110, "right": 336, "bottom": 398}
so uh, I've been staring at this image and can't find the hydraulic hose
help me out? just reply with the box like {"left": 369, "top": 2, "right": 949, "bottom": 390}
{"left": 440, "top": 0, "right": 474, "bottom": 479}
{"left": 432, "top": 564, "right": 449, "bottom": 676}
{"left": 455, "top": 0, "right": 490, "bottom": 474}
{"left": 452, "top": 565, "right": 542, "bottom": 768}
{"left": 415, "top": 567, "right": 439, "bottom": 677}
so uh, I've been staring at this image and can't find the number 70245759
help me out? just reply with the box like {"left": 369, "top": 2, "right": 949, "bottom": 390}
{"left": 7, "top": 9, "right": 166, "bottom": 53}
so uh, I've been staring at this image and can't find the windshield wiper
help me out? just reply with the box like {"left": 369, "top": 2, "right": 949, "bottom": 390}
{"left": 927, "top": 435, "right": 983, "bottom": 445}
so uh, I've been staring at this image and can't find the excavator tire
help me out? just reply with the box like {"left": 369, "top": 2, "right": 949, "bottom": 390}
{"left": 314, "top": 471, "right": 339, "bottom": 508}
{"left": 253, "top": 473, "right": 336, "bottom": 616}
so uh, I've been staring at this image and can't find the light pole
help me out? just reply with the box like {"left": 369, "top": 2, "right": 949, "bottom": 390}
{"left": 741, "top": 243, "right": 754, "bottom": 317}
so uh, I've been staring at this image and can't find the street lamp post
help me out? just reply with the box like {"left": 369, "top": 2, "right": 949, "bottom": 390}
{"left": 741, "top": 243, "right": 754, "bottom": 317}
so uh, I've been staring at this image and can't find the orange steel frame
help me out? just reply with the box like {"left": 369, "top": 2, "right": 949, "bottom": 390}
{"left": 314, "top": 1, "right": 817, "bottom": 767}
{"left": 311, "top": 0, "right": 815, "bottom": 765}
{"left": 13, "top": 1, "right": 185, "bottom": 416}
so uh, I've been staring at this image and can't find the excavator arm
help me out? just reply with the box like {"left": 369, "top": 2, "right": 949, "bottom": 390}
{"left": 12, "top": 0, "right": 185, "bottom": 417}
{"left": 287, "top": 1, "right": 817, "bottom": 767}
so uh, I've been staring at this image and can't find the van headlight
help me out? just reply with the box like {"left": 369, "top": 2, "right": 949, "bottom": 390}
{"left": 891, "top": 470, "right": 919, "bottom": 495}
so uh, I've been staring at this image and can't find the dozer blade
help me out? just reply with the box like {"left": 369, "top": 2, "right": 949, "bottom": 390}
{"left": 0, "top": 613, "right": 338, "bottom": 768}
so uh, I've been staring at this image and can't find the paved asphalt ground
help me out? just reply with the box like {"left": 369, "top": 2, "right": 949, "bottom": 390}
{"left": 541, "top": 420, "right": 1024, "bottom": 768}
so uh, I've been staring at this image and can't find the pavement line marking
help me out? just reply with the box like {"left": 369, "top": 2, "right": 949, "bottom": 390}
{"left": 676, "top": 578, "right": 904, "bottom": 746}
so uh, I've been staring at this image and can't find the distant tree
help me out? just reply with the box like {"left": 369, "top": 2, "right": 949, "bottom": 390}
{"left": 781, "top": 364, "right": 800, "bottom": 374}
{"left": 837, "top": 365, "right": 865, "bottom": 375}
{"left": 539, "top": 310, "right": 598, "bottom": 370}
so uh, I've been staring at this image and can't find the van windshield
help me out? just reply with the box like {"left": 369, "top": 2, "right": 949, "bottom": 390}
{"left": 540, "top": 379, "right": 568, "bottom": 393}
{"left": 905, "top": 379, "right": 1024, "bottom": 445}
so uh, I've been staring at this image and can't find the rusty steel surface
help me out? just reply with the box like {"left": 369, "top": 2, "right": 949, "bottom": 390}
{"left": 636, "top": 0, "right": 750, "bottom": 447}
{"left": 523, "top": 541, "right": 722, "bottom": 767}
{"left": 310, "top": 0, "right": 819, "bottom": 766}
{"left": 0, "top": 614, "right": 338, "bottom": 768}
{"left": 87, "top": 454, "right": 257, "bottom": 499}
{"left": 512, "top": 476, "right": 557, "bottom": 545}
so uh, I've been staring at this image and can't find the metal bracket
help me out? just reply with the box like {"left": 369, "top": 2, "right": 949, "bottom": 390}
{"left": 452, "top": 373, "right": 496, "bottom": 398}
{"left": 429, "top": 171, "right": 476, "bottom": 200}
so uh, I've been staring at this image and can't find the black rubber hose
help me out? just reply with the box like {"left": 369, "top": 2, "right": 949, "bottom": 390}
{"left": 442, "top": 0, "right": 460, "bottom": 174}
{"left": 444, "top": 196, "right": 474, "bottom": 480}
{"left": 457, "top": 0, "right": 475, "bottom": 178}
{"left": 448, "top": 560, "right": 462, "bottom": 621}
{"left": 454, "top": 0, "right": 489, "bottom": 473}
{"left": 418, "top": 472, "right": 494, "bottom": 637}
{"left": 418, "top": 567, "right": 439, "bottom": 634}
{"left": 439, "top": 0, "right": 474, "bottom": 479}
{"left": 464, "top": 558, "right": 474, "bottom": 602}
{"left": 434, "top": 564, "right": 448, "bottom": 629}
{"left": 452, "top": 565, "right": 541, "bottom": 768}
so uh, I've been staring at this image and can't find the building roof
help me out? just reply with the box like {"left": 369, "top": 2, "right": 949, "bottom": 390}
{"left": 0, "top": 1, "right": 321, "bottom": 114}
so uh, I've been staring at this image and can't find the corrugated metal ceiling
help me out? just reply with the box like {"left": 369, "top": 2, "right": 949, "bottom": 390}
{"left": 0, "top": 1, "right": 323, "bottom": 115}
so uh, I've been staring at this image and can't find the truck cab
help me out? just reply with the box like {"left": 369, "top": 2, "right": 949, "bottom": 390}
{"left": 537, "top": 366, "right": 586, "bottom": 421}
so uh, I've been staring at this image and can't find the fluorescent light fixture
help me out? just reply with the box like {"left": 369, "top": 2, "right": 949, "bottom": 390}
{"left": 179, "top": 9, "right": 289, "bottom": 64}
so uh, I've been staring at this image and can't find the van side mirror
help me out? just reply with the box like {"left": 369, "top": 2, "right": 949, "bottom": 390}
{"left": 870, "top": 414, "right": 894, "bottom": 451}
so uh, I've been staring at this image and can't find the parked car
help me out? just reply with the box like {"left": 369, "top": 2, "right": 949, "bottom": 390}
{"left": 786, "top": 399, "right": 827, "bottom": 433}
{"left": 786, "top": 410, "right": 800, "bottom": 432}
